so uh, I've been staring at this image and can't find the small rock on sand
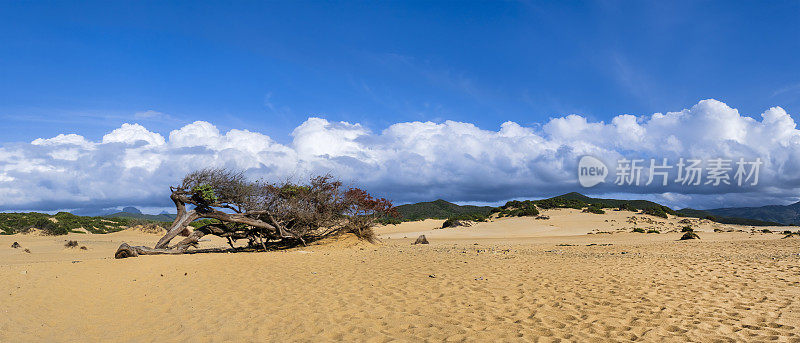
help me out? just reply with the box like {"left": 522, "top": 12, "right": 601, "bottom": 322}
{"left": 413, "top": 235, "right": 429, "bottom": 245}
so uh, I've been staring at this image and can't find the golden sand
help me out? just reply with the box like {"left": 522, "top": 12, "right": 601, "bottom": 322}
{"left": 1, "top": 209, "right": 799, "bottom": 342}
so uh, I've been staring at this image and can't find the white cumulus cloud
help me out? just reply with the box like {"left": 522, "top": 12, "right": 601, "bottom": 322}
{"left": 1, "top": 99, "right": 800, "bottom": 213}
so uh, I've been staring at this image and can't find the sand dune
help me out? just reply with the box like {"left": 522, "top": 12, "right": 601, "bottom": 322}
{"left": 1, "top": 210, "right": 799, "bottom": 342}
{"left": 379, "top": 208, "right": 788, "bottom": 240}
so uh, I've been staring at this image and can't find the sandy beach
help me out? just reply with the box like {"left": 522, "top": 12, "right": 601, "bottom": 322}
{"left": 1, "top": 209, "right": 799, "bottom": 342}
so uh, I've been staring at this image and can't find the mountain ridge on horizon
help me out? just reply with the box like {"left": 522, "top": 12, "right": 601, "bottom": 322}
{"left": 703, "top": 202, "right": 800, "bottom": 225}
{"left": 72, "top": 192, "right": 797, "bottom": 227}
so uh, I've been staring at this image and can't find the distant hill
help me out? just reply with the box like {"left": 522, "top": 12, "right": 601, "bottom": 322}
{"left": 121, "top": 206, "right": 142, "bottom": 214}
{"left": 392, "top": 193, "right": 782, "bottom": 226}
{"left": 701, "top": 202, "right": 800, "bottom": 225}
{"left": 104, "top": 212, "right": 176, "bottom": 222}
{"left": 675, "top": 208, "right": 783, "bottom": 226}
{"left": 394, "top": 199, "right": 494, "bottom": 221}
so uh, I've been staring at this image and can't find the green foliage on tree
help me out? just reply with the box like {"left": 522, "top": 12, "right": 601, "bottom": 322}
{"left": 192, "top": 184, "right": 218, "bottom": 204}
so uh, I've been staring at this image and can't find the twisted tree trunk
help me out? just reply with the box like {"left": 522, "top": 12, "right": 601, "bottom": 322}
{"left": 115, "top": 193, "right": 277, "bottom": 258}
{"left": 113, "top": 169, "right": 392, "bottom": 258}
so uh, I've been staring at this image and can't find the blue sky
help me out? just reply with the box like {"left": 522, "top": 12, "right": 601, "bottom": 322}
{"left": 3, "top": 1, "right": 799, "bottom": 142}
{"left": 2, "top": 1, "right": 800, "bottom": 213}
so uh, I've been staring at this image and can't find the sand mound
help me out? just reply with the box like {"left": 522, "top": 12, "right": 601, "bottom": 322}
{"left": 19, "top": 228, "right": 46, "bottom": 237}
{"left": 128, "top": 224, "right": 166, "bottom": 234}
{"left": 376, "top": 208, "right": 787, "bottom": 240}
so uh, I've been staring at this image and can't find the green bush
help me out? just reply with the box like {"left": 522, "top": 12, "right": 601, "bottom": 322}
{"left": 32, "top": 218, "right": 68, "bottom": 236}
{"left": 532, "top": 198, "right": 585, "bottom": 210}
{"left": 642, "top": 207, "right": 669, "bottom": 219}
{"left": 377, "top": 217, "right": 402, "bottom": 225}
{"left": 632, "top": 227, "right": 646, "bottom": 233}
{"left": 583, "top": 205, "right": 605, "bottom": 214}
{"left": 680, "top": 232, "right": 700, "bottom": 240}
{"left": 192, "top": 184, "right": 218, "bottom": 204}
{"left": 647, "top": 229, "right": 660, "bottom": 234}
{"left": 512, "top": 206, "right": 540, "bottom": 217}
{"left": 681, "top": 226, "right": 694, "bottom": 232}
{"left": 495, "top": 202, "right": 539, "bottom": 217}
{"left": 618, "top": 203, "right": 635, "bottom": 211}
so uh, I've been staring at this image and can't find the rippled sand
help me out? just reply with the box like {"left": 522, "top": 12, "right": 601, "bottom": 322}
{"left": 1, "top": 210, "right": 799, "bottom": 342}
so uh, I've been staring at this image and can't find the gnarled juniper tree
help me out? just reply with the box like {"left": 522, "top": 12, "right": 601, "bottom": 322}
{"left": 115, "top": 168, "right": 396, "bottom": 258}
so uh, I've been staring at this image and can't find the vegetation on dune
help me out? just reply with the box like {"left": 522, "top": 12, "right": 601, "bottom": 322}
{"left": 496, "top": 193, "right": 676, "bottom": 219}
{"left": 0, "top": 212, "right": 162, "bottom": 235}
{"left": 542, "top": 192, "right": 676, "bottom": 212}
{"left": 384, "top": 192, "right": 779, "bottom": 230}
{"left": 641, "top": 206, "right": 670, "bottom": 219}
{"left": 680, "top": 231, "right": 700, "bottom": 240}
{"left": 441, "top": 212, "right": 491, "bottom": 228}
{"left": 675, "top": 208, "right": 782, "bottom": 226}
{"left": 493, "top": 201, "right": 541, "bottom": 217}
{"left": 392, "top": 199, "right": 493, "bottom": 222}
{"left": 583, "top": 204, "right": 605, "bottom": 214}
{"left": 529, "top": 197, "right": 586, "bottom": 210}
{"left": 783, "top": 230, "right": 800, "bottom": 238}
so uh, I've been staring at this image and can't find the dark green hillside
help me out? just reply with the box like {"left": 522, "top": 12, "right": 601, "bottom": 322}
{"left": 394, "top": 199, "right": 494, "bottom": 221}
{"left": 501, "top": 192, "right": 780, "bottom": 226}
{"left": 704, "top": 202, "right": 800, "bottom": 225}
{"left": 676, "top": 208, "right": 783, "bottom": 226}
{"left": 0, "top": 212, "right": 137, "bottom": 235}
{"left": 542, "top": 192, "right": 673, "bottom": 211}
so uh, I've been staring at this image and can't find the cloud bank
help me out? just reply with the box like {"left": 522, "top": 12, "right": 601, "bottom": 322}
{"left": 2, "top": 99, "right": 800, "bottom": 213}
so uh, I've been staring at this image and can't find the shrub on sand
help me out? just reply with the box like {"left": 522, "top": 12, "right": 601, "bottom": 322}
{"left": 583, "top": 205, "right": 605, "bottom": 215}
{"left": 33, "top": 218, "right": 69, "bottom": 236}
{"left": 632, "top": 228, "right": 646, "bottom": 233}
{"left": 442, "top": 218, "right": 472, "bottom": 229}
{"left": 64, "top": 240, "right": 79, "bottom": 248}
{"left": 641, "top": 207, "right": 669, "bottom": 219}
{"left": 680, "top": 232, "right": 700, "bottom": 240}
